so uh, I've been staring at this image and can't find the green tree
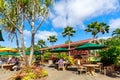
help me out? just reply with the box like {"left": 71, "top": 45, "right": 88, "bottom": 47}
{"left": 0, "top": 0, "right": 54, "bottom": 66}
{"left": 65, "top": 40, "right": 72, "bottom": 44}
{"left": 24, "top": 0, "right": 53, "bottom": 65}
{"left": 2, "top": 22, "right": 20, "bottom": 52}
{"left": 0, "top": 0, "right": 29, "bottom": 66}
{"left": 85, "top": 21, "right": 99, "bottom": 38}
{"left": 85, "top": 21, "right": 109, "bottom": 44}
{"left": 47, "top": 35, "right": 57, "bottom": 47}
{"left": 62, "top": 26, "right": 76, "bottom": 55}
{"left": 37, "top": 40, "right": 46, "bottom": 48}
{"left": 112, "top": 28, "right": 120, "bottom": 37}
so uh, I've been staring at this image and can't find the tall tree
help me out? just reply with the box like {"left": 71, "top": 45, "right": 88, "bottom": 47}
{"left": 85, "top": 21, "right": 109, "bottom": 44}
{"left": 97, "top": 22, "right": 110, "bottom": 44}
{"left": 37, "top": 40, "right": 46, "bottom": 48}
{"left": 2, "top": 25, "right": 20, "bottom": 51}
{"left": 24, "top": 0, "right": 53, "bottom": 65}
{"left": 62, "top": 26, "right": 76, "bottom": 55}
{"left": 0, "top": 0, "right": 29, "bottom": 66}
{"left": 47, "top": 35, "right": 57, "bottom": 48}
{"left": 0, "top": 0, "right": 53, "bottom": 66}
{"left": 112, "top": 28, "right": 120, "bottom": 37}
{"left": 85, "top": 21, "right": 99, "bottom": 38}
{"left": 97, "top": 22, "right": 109, "bottom": 35}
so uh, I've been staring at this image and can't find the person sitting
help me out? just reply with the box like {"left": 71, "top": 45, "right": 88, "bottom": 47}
{"left": 57, "top": 58, "right": 65, "bottom": 70}
{"left": 12, "top": 58, "right": 20, "bottom": 71}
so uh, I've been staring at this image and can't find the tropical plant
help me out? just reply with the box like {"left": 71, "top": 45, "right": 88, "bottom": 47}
{"left": 112, "top": 28, "right": 120, "bottom": 37}
{"left": 43, "top": 51, "right": 51, "bottom": 61}
{"left": 104, "top": 36, "right": 120, "bottom": 46}
{"left": 62, "top": 26, "right": 76, "bottom": 55}
{"left": 0, "top": 0, "right": 54, "bottom": 66}
{"left": 37, "top": 40, "right": 46, "bottom": 48}
{"left": 2, "top": 23, "right": 20, "bottom": 52}
{"left": 55, "top": 52, "right": 68, "bottom": 60}
{"left": 9, "top": 66, "right": 48, "bottom": 80}
{"left": 85, "top": 21, "right": 109, "bottom": 44}
{"left": 47, "top": 35, "right": 57, "bottom": 47}
{"left": 85, "top": 21, "right": 99, "bottom": 38}
{"left": 0, "top": 0, "right": 28, "bottom": 66}
{"left": 65, "top": 40, "right": 72, "bottom": 44}
{"left": 99, "top": 46, "right": 120, "bottom": 66}
{"left": 97, "top": 22, "right": 109, "bottom": 35}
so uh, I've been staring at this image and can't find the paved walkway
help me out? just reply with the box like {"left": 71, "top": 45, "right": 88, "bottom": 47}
{"left": 0, "top": 64, "right": 120, "bottom": 80}
{"left": 43, "top": 64, "right": 120, "bottom": 80}
{"left": 0, "top": 69, "right": 16, "bottom": 80}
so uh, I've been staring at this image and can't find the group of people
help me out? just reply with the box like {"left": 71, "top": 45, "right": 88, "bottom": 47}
{"left": 0, "top": 56, "right": 20, "bottom": 71}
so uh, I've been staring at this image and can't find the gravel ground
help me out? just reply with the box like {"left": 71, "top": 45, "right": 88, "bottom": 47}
{"left": 0, "top": 64, "right": 120, "bottom": 80}
{"left": 0, "top": 69, "right": 17, "bottom": 80}
{"left": 43, "top": 64, "right": 120, "bottom": 80}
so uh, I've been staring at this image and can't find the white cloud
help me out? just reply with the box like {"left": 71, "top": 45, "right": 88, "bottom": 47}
{"left": 35, "top": 31, "right": 57, "bottom": 41}
{"left": 109, "top": 18, "right": 120, "bottom": 29}
{"left": 23, "top": 30, "right": 31, "bottom": 37}
{"left": 50, "top": 0, "right": 120, "bottom": 28}
{"left": 98, "top": 36, "right": 111, "bottom": 40}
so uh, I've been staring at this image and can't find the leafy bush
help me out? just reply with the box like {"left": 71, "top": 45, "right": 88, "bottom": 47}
{"left": 67, "top": 56, "right": 74, "bottom": 65}
{"left": 43, "top": 51, "right": 51, "bottom": 61}
{"left": 99, "top": 46, "right": 120, "bottom": 66}
{"left": 55, "top": 52, "right": 67, "bottom": 60}
{"left": 9, "top": 66, "right": 48, "bottom": 80}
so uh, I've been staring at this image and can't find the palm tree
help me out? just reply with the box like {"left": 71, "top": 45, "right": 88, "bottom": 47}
{"left": 24, "top": 0, "right": 53, "bottom": 66}
{"left": 97, "top": 22, "right": 110, "bottom": 44}
{"left": 85, "top": 21, "right": 99, "bottom": 38}
{"left": 62, "top": 26, "right": 76, "bottom": 55}
{"left": 98, "top": 22, "right": 109, "bottom": 34}
{"left": 112, "top": 28, "right": 120, "bottom": 37}
{"left": 85, "top": 21, "right": 109, "bottom": 44}
{"left": 37, "top": 40, "right": 46, "bottom": 48}
{"left": 47, "top": 35, "right": 57, "bottom": 48}
{"left": 1, "top": 0, "right": 54, "bottom": 66}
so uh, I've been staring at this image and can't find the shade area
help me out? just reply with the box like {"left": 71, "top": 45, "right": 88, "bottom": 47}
{"left": 0, "top": 52, "right": 20, "bottom": 56}
{"left": 50, "top": 48, "right": 69, "bottom": 52}
{"left": 26, "top": 51, "right": 41, "bottom": 55}
{"left": 75, "top": 43, "right": 107, "bottom": 50}
{"left": 0, "top": 48, "right": 18, "bottom": 52}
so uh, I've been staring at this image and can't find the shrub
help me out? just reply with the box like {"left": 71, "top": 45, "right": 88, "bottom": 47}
{"left": 99, "top": 46, "right": 120, "bottom": 66}
{"left": 9, "top": 66, "right": 48, "bottom": 80}
{"left": 43, "top": 51, "right": 51, "bottom": 61}
{"left": 67, "top": 56, "right": 74, "bottom": 65}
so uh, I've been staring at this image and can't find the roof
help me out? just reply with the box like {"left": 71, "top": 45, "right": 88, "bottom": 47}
{"left": 40, "top": 38, "right": 95, "bottom": 51}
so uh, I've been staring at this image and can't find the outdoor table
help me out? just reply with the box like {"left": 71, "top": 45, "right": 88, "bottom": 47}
{"left": 1, "top": 64, "right": 14, "bottom": 70}
{"left": 83, "top": 64, "right": 99, "bottom": 76}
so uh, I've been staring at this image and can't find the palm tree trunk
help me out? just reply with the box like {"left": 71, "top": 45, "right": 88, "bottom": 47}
{"left": 20, "top": 11, "right": 28, "bottom": 66}
{"left": 29, "top": 2, "right": 35, "bottom": 66}
{"left": 15, "top": 32, "right": 21, "bottom": 54}
{"left": 29, "top": 31, "right": 35, "bottom": 66}
{"left": 68, "top": 36, "right": 70, "bottom": 56}
{"left": 20, "top": 30, "right": 28, "bottom": 66}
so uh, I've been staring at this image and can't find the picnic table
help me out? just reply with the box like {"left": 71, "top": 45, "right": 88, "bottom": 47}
{"left": 83, "top": 64, "right": 99, "bottom": 76}
{"left": 0, "top": 64, "right": 14, "bottom": 70}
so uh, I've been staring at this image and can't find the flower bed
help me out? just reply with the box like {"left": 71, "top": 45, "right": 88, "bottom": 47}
{"left": 9, "top": 66, "right": 48, "bottom": 80}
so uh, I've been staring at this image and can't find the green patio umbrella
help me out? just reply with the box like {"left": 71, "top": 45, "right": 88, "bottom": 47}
{"left": 0, "top": 52, "right": 16, "bottom": 56}
{"left": 26, "top": 51, "right": 41, "bottom": 55}
{"left": 0, "top": 30, "right": 4, "bottom": 41}
{"left": 75, "top": 43, "right": 107, "bottom": 62}
{"left": 50, "top": 48, "right": 69, "bottom": 52}
{"left": 75, "top": 43, "right": 107, "bottom": 50}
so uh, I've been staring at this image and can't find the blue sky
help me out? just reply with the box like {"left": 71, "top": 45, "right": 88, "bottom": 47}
{"left": 0, "top": 0, "right": 120, "bottom": 48}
